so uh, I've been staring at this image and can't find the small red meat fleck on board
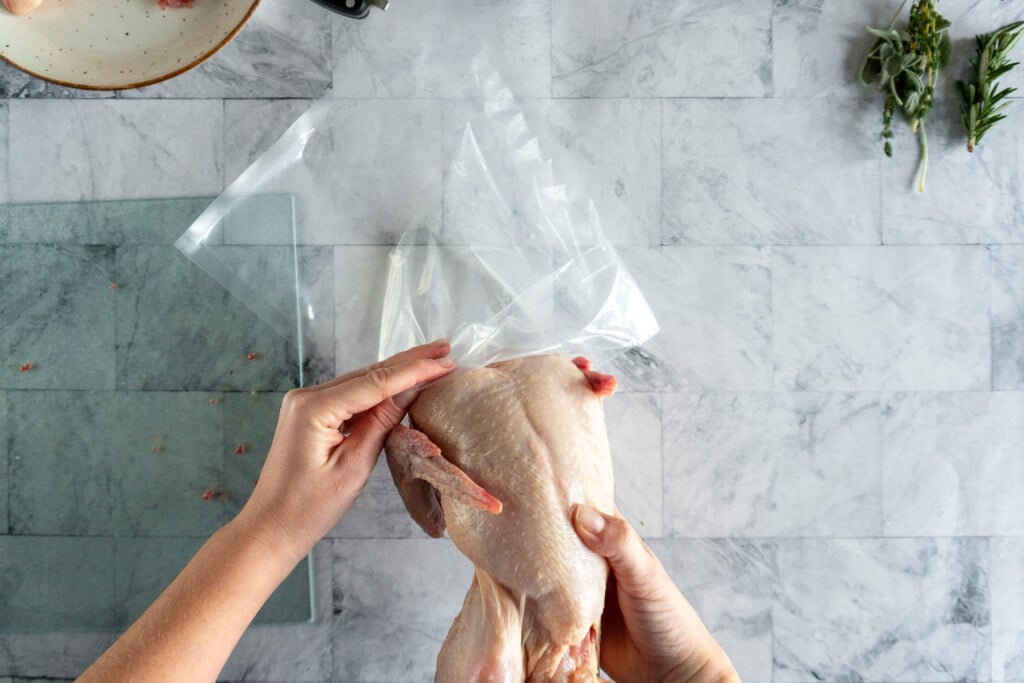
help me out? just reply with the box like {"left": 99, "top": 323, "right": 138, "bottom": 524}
{"left": 109, "top": 283, "right": 119, "bottom": 289}
{"left": 234, "top": 443, "right": 246, "bottom": 455}
{"left": 247, "top": 352, "right": 257, "bottom": 361}
{"left": 201, "top": 487, "right": 227, "bottom": 502}
{"left": 158, "top": 0, "right": 196, "bottom": 8}
{"left": 19, "top": 362, "right": 34, "bottom": 373}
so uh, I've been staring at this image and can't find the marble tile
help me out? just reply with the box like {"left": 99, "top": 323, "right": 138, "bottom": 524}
{"left": 0, "top": 60, "right": 113, "bottom": 99}
{"left": 772, "top": 0, "right": 901, "bottom": 98}
{"left": 882, "top": 391, "right": 1024, "bottom": 536}
{"left": 114, "top": 536, "right": 206, "bottom": 624}
{"left": 221, "top": 542, "right": 333, "bottom": 678}
{"left": 992, "top": 537, "right": 1024, "bottom": 681}
{"left": 223, "top": 99, "right": 313, "bottom": 184}
{"left": 7, "top": 100, "right": 222, "bottom": 203}
{"left": 0, "top": 394, "right": 6, "bottom": 534}
{"left": 0, "top": 101, "right": 7, "bottom": 205}
{"left": 332, "top": 538, "right": 474, "bottom": 681}
{"left": 619, "top": 247, "right": 773, "bottom": 391}
{"left": 648, "top": 539, "right": 775, "bottom": 683}
{"left": 0, "top": 632, "right": 116, "bottom": 678}
{"left": 608, "top": 346, "right": 687, "bottom": 394}
{"left": 0, "top": 197, "right": 214, "bottom": 245}
{"left": 662, "top": 99, "right": 881, "bottom": 246}
{"left": 993, "top": 246, "right": 1024, "bottom": 390}
{"left": 208, "top": 246, "right": 335, "bottom": 383}
{"left": 0, "top": 536, "right": 117, "bottom": 631}
{"left": 222, "top": 621, "right": 332, "bottom": 682}
{"left": 881, "top": 101, "right": 1022, "bottom": 243}
{"left": 443, "top": 98, "right": 662, "bottom": 246}
{"left": 552, "top": 0, "right": 772, "bottom": 98}
{"left": 9, "top": 390, "right": 226, "bottom": 536}
{"left": 114, "top": 536, "right": 313, "bottom": 626}
{"left": 771, "top": 0, "right": 993, "bottom": 101}
{"left": 992, "top": 1, "right": 1024, "bottom": 96}
{"left": 665, "top": 392, "right": 882, "bottom": 538}
{"left": 115, "top": 246, "right": 297, "bottom": 392}
{"left": 108, "top": 391, "right": 227, "bottom": 536}
{"left": 334, "top": 246, "right": 391, "bottom": 373}
{"left": 773, "top": 246, "right": 991, "bottom": 391}
{"left": 333, "top": 0, "right": 550, "bottom": 99}
{"left": 934, "top": 0, "right": 1009, "bottom": 102}
{"left": 329, "top": 457, "right": 424, "bottom": 539}
{"left": 604, "top": 393, "right": 663, "bottom": 537}
{"left": 8, "top": 391, "right": 116, "bottom": 536}
{"left": 0, "top": 245, "right": 116, "bottom": 391}
{"left": 221, "top": 391, "right": 283, "bottom": 520}
{"left": 773, "top": 538, "right": 990, "bottom": 682}
{"left": 123, "top": 0, "right": 330, "bottom": 99}
{"left": 220, "top": 99, "right": 442, "bottom": 246}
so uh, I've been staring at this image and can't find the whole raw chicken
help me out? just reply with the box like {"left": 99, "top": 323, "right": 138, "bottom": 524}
{"left": 384, "top": 354, "right": 618, "bottom": 682}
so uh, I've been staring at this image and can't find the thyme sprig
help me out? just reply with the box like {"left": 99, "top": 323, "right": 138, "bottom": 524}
{"left": 860, "top": 0, "right": 952, "bottom": 192}
{"left": 957, "top": 21, "right": 1024, "bottom": 152}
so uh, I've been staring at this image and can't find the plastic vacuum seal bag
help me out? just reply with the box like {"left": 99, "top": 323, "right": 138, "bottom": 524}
{"left": 378, "top": 56, "right": 658, "bottom": 370}
{"left": 176, "top": 51, "right": 659, "bottom": 386}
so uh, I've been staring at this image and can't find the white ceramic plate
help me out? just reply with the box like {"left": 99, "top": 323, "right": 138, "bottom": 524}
{"left": 0, "top": 0, "right": 260, "bottom": 90}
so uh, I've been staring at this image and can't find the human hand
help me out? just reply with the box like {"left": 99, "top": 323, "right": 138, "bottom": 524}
{"left": 238, "top": 340, "right": 455, "bottom": 564}
{"left": 573, "top": 506, "right": 739, "bottom": 683}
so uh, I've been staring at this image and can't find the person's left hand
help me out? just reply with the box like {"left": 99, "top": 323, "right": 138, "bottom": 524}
{"left": 237, "top": 340, "right": 455, "bottom": 563}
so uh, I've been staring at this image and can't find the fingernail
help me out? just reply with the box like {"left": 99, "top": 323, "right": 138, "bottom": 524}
{"left": 575, "top": 505, "right": 606, "bottom": 535}
{"left": 438, "top": 358, "right": 455, "bottom": 369}
{"left": 430, "top": 338, "right": 450, "bottom": 347}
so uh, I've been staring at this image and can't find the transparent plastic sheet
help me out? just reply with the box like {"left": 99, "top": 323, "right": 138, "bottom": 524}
{"left": 378, "top": 56, "right": 658, "bottom": 368}
{"left": 176, "top": 52, "right": 659, "bottom": 383}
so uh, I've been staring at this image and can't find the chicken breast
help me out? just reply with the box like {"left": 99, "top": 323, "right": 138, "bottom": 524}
{"left": 385, "top": 354, "right": 617, "bottom": 682}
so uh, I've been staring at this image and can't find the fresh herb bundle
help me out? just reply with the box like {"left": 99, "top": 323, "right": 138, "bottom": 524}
{"left": 860, "top": 0, "right": 952, "bottom": 192}
{"left": 958, "top": 21, "right": 1024, "bottom": 152}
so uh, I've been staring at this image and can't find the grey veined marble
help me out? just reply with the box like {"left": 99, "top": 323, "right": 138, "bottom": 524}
{"left": 3, "top": 0, "right": 1024, "bottom": 677}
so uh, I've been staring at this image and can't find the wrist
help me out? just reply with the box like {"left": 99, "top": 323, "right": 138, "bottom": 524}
{"left": 229, "top": 500, "right": 310, "bottom": 571}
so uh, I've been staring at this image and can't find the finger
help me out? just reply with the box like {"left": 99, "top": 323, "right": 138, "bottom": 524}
{"left": 329, "top": 396, "right": 407, "bottom": 479}
{"left": 573, "top": 504, "right": 662, "bottom": 591}
{"left": 310, "top": 357, "right": 455, "bottom": 427}
{"left": 306, "top": 339, "right": 451, "bottom": 394}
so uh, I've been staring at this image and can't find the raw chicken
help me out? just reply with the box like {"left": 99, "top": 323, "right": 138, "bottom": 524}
{"left": 385, "top": 354, "right": 617, "bottom": 682}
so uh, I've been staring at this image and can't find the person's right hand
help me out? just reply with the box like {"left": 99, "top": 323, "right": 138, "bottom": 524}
{"left": 573, "top": 505, "right": 739, "bottom": 683}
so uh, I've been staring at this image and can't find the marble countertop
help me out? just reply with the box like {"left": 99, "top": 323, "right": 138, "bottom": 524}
{"left": 2, "top": 0, "right": 1023, "bottom": 681}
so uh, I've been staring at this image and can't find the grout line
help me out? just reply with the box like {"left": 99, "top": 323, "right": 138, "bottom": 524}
{"left": 5, "top": 391, "right": 10, "bottom": 535}
{"left": 659, "top": 97, "right": 666, "bottom": 247}
{"left": 220, "top": 98, "right": 227, "bottom": 193}
{"left": 989, "top": 245, "right": 996, "bottom": 392}
{"left": 658, "top": 392, "right": 665, "bottom": 541}
{"left": 4, "top": 101, "right": 10, "bottom": 206}
{"left": 549, "top": 0, "right": 554, "bottom": 100}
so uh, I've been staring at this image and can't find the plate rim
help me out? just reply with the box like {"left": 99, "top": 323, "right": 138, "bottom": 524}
{"left": 0, "top": 0, "right": 262, "bottom": 92}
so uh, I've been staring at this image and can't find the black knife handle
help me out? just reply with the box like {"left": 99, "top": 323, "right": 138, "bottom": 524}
{"left": 308, "top": 0, "right": 372, "bottom": 19}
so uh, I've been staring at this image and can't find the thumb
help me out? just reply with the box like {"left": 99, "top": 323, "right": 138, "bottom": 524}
{"left": 573, "top": 504, "right": 660, "bottom": 591}
{"left": 333, "top": 397, "right": 407, "bottom": 477}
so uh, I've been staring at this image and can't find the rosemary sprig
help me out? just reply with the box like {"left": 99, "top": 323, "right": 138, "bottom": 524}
{"left": 957, "top": 21, "right": 1024, "bottom": 152}
{"left": 860, "top": 0, "right": 951, "bottom": 192}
